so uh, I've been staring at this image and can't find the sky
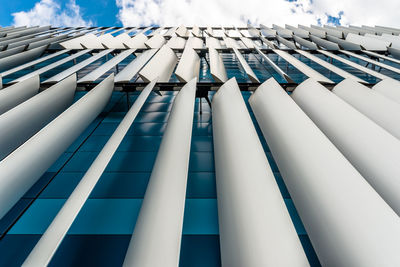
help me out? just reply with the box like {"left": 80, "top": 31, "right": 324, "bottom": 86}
{"left": 1, "top": 0, "right": 400, "bottom": 28}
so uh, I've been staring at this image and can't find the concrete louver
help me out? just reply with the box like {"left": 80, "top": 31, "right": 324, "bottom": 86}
{"left": 175, "top": 46, "right": 200, "bottom": 82}
{"left": 22, "top": 79, "right": 158, "bottom": 267}
{"left": 98, "top": 33, "right": 126, "bottom": 49}
{"left": 123, "top": 78, "right": 197, "bottom": 267}
{"left": 373, "top": 78, "right": 400, "bottom": 104}
{"left": 309, "top": 35, "right": 340, "bottom": 50}
{"left": 1, "top": 49, "right": 70, "bottom": 78}
{"left": 44, "top": 49, "right": 115, "bottom": 83}
{"left": 115, "top": 49, "right": 158, "bottom": 83}
{"left": 166, "top": 36, "right": 186, "bottom": 49}
{"left": 175, "top": 25, "right": 189, "bottom": 37}
{"left": 78, "top": 49, "right": 136, "bottom": 83}
{"left": 273, "top": 49, "right": 334, "bottom": 83}
{"left": 346, "top": 33, "right": 390, "bottom": 51}
{"left": 144, "top": 34, "right": 166, "bottom": 48}
{"left": 232, "top": 48, "right": 260, "bottom": 82}
{"left": 299, "top": 25, "right": 325, "bottom": 38}
{"left": 121, "top": 32, "right": 148, "bottom": 49}
{"left": 293, "top": 35, "right": 318, "bottom": 50}
{"left": 296, "top": 50, "right": 365, "bottom": 82}
{"left": 209, "top": 47, "right": 228, "bottom": 83}
{"left": 0, "top": 74, "right": 76, "bottom": 160}
{"left": 285, "top": 24, "right": 309, "bottom": 38}
{"left": 206, "top": 37, "right": 222, "bottom": 49}
{"left": 0, "top": 75, "right": 40, "bottom": 115}
{"left": 185, "top": 37, "right": 203, "bottom": 49}
{"left": 249, "top": 78, "right": 400, "bottom": 267}
{"left": 332, "top": 78, "right": 400, "bottom": 140}
{"left": 12, "top": 49, "right": 91, "bottom": 83}
{"left": 0, "top": 74, "right": 114, "bottom": 220}
{"left": 292, "top": 78, "right": 400, "bottom": 216}
{"left": 326, "top": 35, "right": 362, "bottom": 50}
{"left": 254, "top": 47, "right": 293, "bottom": 83}
{"left": 0, "top": 45, "right": 46, "bottom": 72}
{"left": 213, "top": 78, "right": 309, "bottom": 267}
{"left": 191, "top": 26, "right": 201, "bottom": 37}
{"left": 139, "top": 45, "right": 178, "bottom": 82}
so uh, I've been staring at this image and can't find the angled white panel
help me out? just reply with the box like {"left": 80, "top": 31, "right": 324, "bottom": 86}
{"left": 77, "top": 34, "right": 104, "bottom": 49}
{"left": 59, "top": 35, "right": 85, "bottom": 49}
{"left": 123, "top": 79, "right": 197, "bottom": 267}
{"left": 22, "top": 79, "right": 157, "bottom": 267}
{"left": 272, "top": 24, "right": 292, "bottom": 38}
{"left": 346, "top": 33, "right": 390, "bottom": 51}
{"left": 336, "top": 26, "right": 361, "bottom": 36}
{"left": 0, "top": 46, "right": 26, "bottom": 60}
{"left": 0, "top": 75, "right": 40, "bottom": 115}
{"left": 206, "top": 26, "right": 214, "bottom": 37}
{"left": 292, "top": 78, "right": 400, "bottom": 216}
{"left": 0, "top": 75, "right": 2, "bottom": 88}
{"left": 209, "top": 47, "right": 228, "bottom": 83}
{"left": 239, "top": 37, "right": 255, "bottom": 48}
{"left": 363, "top": 50, "right": 400, "bottom": 65}
{"left": 388, "top": 47, "right": 400, "bottom": 59}
{"left": 260, "top": 36, "right": 277, "bottom": 49}
{"left": 78, "top": 49, "right": 135, "bottom": 83}
{"left": 191, "top": 26, "right": 201, "bottom": 37}
{"left": 375, "top": 25, "right": 400, "bottom": 34}
{"left": 206, "top": 37, "right": 222, "bottom": 49}
{"left": 373, "top": 78, "right": 400, "bottom": 104}
{"left": 326, "top": 35, "right": 362, "bottom": 50}
{"left": 232, "top": 48, "right": 259, "bottom": 82}
{"left": 213, "top": 78, "right": 308, "bottom": 267}
{"left": 166, "top": 36, "right": 186, "bottom": 49}
{"left": 144, "top": 34, "right": 166, "bottom": 48}
{"left": 340, "top": 50, "right": 400, "bottom": 75}
{"left": 175, "top": 25, "right": 189, "bottom": 37}
{"left": 366, "top": 33, "right": 400, "bottom": 49}
{"left": 318, "top": 50, "right": 389, "bottom": 80}
{"left": 139, "top": 45, "right": 178, "bottom": 82}
{"left": 12, "top": 49, "right": 91, "bottom": 83}
{"left": 296, "top": 50, "right": 365, "bottom": 82}
{"left": 349, "top": 25, "right": 376, "bottom": 35}
{"left": 310, "top": 35, "right": 340, "bottom": 50}
{"left": 362, "top": 25, "right": 393, "bottom": 35}
{"left": 114, "top": 49, "right": 158, "bottom": 83}
{"left": 7, "top": 34, "right": 53, "bottom": 50}
{"left": 1, "top": 49, "right": 70, "bottom": 78}
{"left": 27, "top": 34, "right": 70, "bottom": 50}
{"left": 260, "top": 24, "right": 277, "bottom": 37}
{"left": 223, "top": 37, "right": 240, "bottom": 49}
{"left": 44, "top": 49, "right": 114, "bottom": 83}
{"left": 124, "top": 32, "right": 148, "bottom": 49}
{"left": 293, "top": 35, "right": 318, "bottom": 50}
{"left": 299, "top": 25, "right": 325, "bottom": 38}
{"left": 185, "top": 37, "right": 203, "bottom": 49}
{"left": 98, "top": 33, "right": 125, "bottom": 49}
{"left": 249, "top": 77, "right": 400, "bottom": 267}
{"left": 147, "top": 27, "right": 163, "bottom": 37}
{"left": 0, "top": 74, "right": 76, "bottom": 160}
{"left": 276, "top": 35, "right": 297, "bottom": 49}
{"left": 273, "top": 49, "right": 333, "bottom": 83}
{"left": 255, "top": 47, "right": 293, "bottom": 83}
{"left": 332, "top": 78, "right": 400, "bottom": 139}
{"left": 247, "top": 24, "right": 260, "bottom": 37}
{"left": 0, "top": 45, "right": 46, "bottom": 72}
{"left": 285, "top": 24, "right": 309, "bottom": 38}
{"left": 164, "top": 27, "right": 177, "bottom": 37}
{"left": 312, "top": 25, "right": 343, "bottom": 38}
{"left": 0, "top": 74, "right": 113, "bottom": 220}
{"left": 175, "top": 47, "right": 200, "bottom": 82}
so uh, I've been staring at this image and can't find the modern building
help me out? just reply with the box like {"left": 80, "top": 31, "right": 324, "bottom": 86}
{"left": 1, "top": 24, "right": 400, "bottom": 267}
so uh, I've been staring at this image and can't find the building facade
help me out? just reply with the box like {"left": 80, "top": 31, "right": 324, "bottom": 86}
{"left": 1, "top": 24, "right": 400, "bottom": 266}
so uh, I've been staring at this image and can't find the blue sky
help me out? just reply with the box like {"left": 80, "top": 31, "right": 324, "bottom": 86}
{"left": 0, "top": 0, "right": 120, "bottom": 27}
{"left": 1, "top": 0, "right": 399, "bottom": 28}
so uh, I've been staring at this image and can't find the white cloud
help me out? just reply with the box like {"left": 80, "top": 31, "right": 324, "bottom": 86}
{"left": 116, "top": 0, "right": 400, "bottom": 28}
{"left": 12, "top": 0, "right": 93, "bottom": 27}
